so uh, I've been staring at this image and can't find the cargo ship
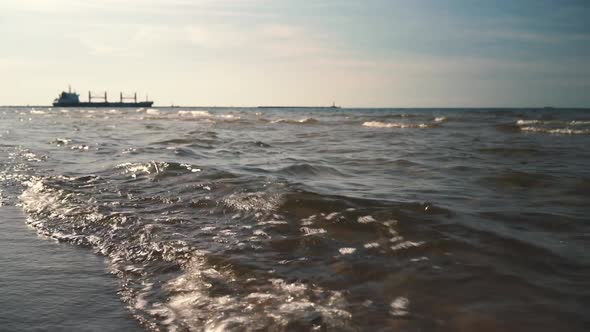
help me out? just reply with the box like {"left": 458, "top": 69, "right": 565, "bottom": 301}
{"left": 53, "top": 86, "right": 153, "bottom": 107}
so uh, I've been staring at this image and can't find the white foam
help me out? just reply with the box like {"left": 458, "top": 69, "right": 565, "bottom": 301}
{"left": 300, "top": 214, "right": 317, "bottom": 226}
{"left": 217, "top": 114, "right": 240, "bottom": 120}
{"left": 54, "top": 138, "right": 71, "bottom": 145}
{"left": 516, "top": 119, "right": 541, "bottom": 125}
{"left": 245, "top": 293, "right": 277, "bottom": 300}
{"left": 325, "top": 212, "right": 339, "bottom": 220}
{"left": 410, "top": 256, "right": 429, "bottom": 262}
{"left": 116, "top": 162, "right": 153, "bottom": 176}
{"left": 300, "top": 227, "right": 327, "bottom": 236}
{"left": 390, "top": 241, "right": 423, "bottom": 251}
{"left": 389, "top": 235, "right": 403, "bottom": 243}
{"left": 338, "top": 247, "right": 357, "bottom": 255}
{"left": 178, "top": 110, "right": 211, "bottom": 117}
{"left": 121, "top": 147, "right": 137, "bottom": 154}
{"left": 21, "top": 151, "right": 43, "bottom": 162}
{"left": 70, "top": 144, "right": 89, "bottom": 150}
{"left": 151, "top": 255, "right": 352, "bottom": 331}
{"left": 390, "top": 297, "right": 410, "bottom": 317}
{"left": 257, "top": 220, "right": 288, "bottom": 226}
{"left": 253, "top": 229, "right": 270, "bottom": 238}
{"left": 19, "top": 178, "right": 104, "bottom": 234}
{"left": 116, "top": 161, "right": 169, "bottom": 178}
{"left": 223, "top": 192, "right": 282, "bottom": 212}
{"left": 516, "top": 119, "right": 589, "bottom": 127}
{"left": 134, "top": 283, "right": 153, "bottom": 310}
{"left": 520, "top": 126, "right": 590, "bottom": 135}
{"left": 269, "top": 278, "right": 308, "bottom": 296}
{"left": 434, "top": 116, "right": 447, "bottom": 123}
{"left": 271, "top": 118, "right": 319, "bottom": 124}
{"left": 362, "top": 121, "right": 432, "bottom": 128}
{"left": 180, "top": 163, "right": 201, "bottom": 173}
{"left": 357, "top": 215, "right": 376, "bottom": 224}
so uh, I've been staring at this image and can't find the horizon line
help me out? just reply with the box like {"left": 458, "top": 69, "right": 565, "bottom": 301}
{"left": 1, "top": 105, "right": 589, "bottom": 109}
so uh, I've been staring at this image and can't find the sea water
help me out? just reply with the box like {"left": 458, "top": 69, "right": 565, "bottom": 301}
{"left": 0, "top": 107, "right": 588, "bottom": 331}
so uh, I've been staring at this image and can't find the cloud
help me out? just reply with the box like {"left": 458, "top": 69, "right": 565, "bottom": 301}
{"left": 0, "top": 0, "right": 270, "bottom": 14}
{"left": 183, "top": 22, "right": 337, "bottom": 60}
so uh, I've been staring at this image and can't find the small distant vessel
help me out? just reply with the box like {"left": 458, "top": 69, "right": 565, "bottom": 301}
{"left": 257, "top": 102, "right": 341, "bottom": 109}
{"left": 53, "top": 86, "right": 153, "bottom": 107}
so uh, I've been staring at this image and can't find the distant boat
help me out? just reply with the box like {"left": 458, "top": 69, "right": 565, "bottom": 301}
{"left": 257, "top": 102, "right": 341, "bottom": 109}
{"left": 53, "top": 86, "right": 153, "bottom": 107}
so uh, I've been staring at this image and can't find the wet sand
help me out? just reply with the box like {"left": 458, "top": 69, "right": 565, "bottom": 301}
{"left": 0, "top": 206, "right": 142, "bottom": 332}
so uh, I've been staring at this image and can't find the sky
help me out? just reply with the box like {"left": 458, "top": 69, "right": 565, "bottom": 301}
{"left": 1, "top": 0, "right": 589, "bottom": 107}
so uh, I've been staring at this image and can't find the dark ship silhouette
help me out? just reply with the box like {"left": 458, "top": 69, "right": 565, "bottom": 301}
{"left": 53, "top": 86, "right": 153, "bottom": 107}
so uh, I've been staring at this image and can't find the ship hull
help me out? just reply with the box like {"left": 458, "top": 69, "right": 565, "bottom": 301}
{"left": 52, "top": 102, "right": 154, "bottom": 108}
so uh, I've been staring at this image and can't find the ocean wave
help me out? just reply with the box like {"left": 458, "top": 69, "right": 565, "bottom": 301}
{"left": 276, "top": 163, "right": 346, "bottom": 177}
{"left": 216, "top": 114, "right": 240, "bottom": 120}
{"left": 271, "top": 118, "right": 319, "bottom": 124}
{"left": 153, "top": 255, "right": 353, "bottom": 331}
{"left": 516, "top": 119, "right": 543, "bottom": 125}
{"left": 478, "top": 147, "right": 541, "bottom": 156}
{"left": 222, "top": 191, "right": 283, "bottom": 212}
{"left": 20, "top": 175, "right": 388, "bottom": 330}
{"left": 481, "top": 170, "right": 554, "bottom": 189}
{"left": 178, "top": 110, "right": 211, "bottom": 117}
{"left": 517, "top": 119, "right": 590, "bottom": 127}
{"left": 115, "top": 161, "right": 203, "bottom": 180}
{"left": 16, "top": 167, "right": 437, "bottom": 330}
{"left": 519, "top": 126, "right": 590, "bottom": 135}
{"left": 371, "top": 113, "right": 420, "bottom": 119}
{"left": 362, "top": 121, "right": 436, "bottom": 128}
{"left": 569, "top": 120, "right": 590, "bottom": 125}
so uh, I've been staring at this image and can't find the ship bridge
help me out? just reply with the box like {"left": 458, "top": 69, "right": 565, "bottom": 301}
{"left": 54, "top": 88, "right": 80, "bottom": 105}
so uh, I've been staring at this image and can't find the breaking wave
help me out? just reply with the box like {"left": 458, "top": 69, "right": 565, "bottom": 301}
{"left": 519, "top": 127, "right": 590, "bottom": 135}
{"left": 514, "top": 118, "right": 590, "bottom": 135}
{"left": 178, "top": 110, "right": 211, "bottom": 117}
{"left": 16, "top": 160, "right": 444, "bottom": 331}
{"left": 362, "top": 121, "right": 437, "bottom": 128}
{"left": 271, "top": 118, "right": 319, "bottom": 125}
